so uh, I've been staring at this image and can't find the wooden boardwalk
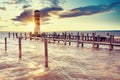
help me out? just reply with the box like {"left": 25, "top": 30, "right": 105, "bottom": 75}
{"left": 7, "top": 32, "right": 120, "bottom": 51}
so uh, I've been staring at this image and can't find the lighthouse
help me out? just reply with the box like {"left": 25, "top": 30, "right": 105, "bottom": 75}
{"left": 34, "top": 10, "right": 40, "bottom": 35}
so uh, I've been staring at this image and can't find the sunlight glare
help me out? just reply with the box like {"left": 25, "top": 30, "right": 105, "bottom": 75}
{"left": 27, "top": 22, "right": 35, "bottom": 33}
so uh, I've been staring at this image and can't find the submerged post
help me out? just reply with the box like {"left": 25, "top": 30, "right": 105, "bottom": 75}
{"left": 8, "top": 32, "right": 10, "bottom": 38}
{"left": 96, "top": 35, "right": 100, "bottom": 48}
{"left": 44, "top": 38, "right": 48, "bottom": 68}
{"left": 109, "top": 35, "right": 113, "bottom": 51}
{"left": 5, "top": 37, "right": 7, "bottom": 52}
{"left": 92, "top": 33, "right": 95, "bottom": 48}
{"left": 18, "top": 38, "right": 22, "bottom": 58}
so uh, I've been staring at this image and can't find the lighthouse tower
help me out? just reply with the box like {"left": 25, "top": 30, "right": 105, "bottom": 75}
{"left": 34, "top": 10, "right": 40, "bottom": 35}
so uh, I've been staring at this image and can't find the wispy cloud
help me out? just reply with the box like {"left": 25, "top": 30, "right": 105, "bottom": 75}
{"left": 59, "top": 2, "right": 120, "bottom": 18}
{"left": 12, "top": 1, "right": 120, "bottom": 25}
{"left": 12, "top": 9, "right": 33, "bottom": 23}
{"left": 12, "top": 7, "right": 63, "bottom": 24}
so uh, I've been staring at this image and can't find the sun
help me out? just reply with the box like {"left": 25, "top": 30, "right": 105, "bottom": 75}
{"left": 27, "top": 22, "right": 35, "bottom": 33}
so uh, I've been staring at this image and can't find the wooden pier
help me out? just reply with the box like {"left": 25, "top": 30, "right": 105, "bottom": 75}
{"left": 41, "top": 32, "right": 120, "bottom": 51}
{"left": 6, "top": 32, "right": 120, "bottom": 51}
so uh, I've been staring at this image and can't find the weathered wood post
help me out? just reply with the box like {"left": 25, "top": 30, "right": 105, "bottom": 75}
{"left": 96, "top": 35, "right": 100, "bottom": 48}
{"left": 77, "top": 32, "right": 80, "bottom": 47}
{"left": 48, "top": 33, "right": 50, "bottom": 42}
{"left": 53, "top": 32, "right": 56, "bottom": 43}
{"left": 29, "top": 32, "right": 32, "bottom": 40}
{"left": 68, "top": 33, "right": 71, "bottom": 46}
{"left": 44, "top": 38, "right": 48, "bottom": 68}
{"left": 57, "top": 33, "right": 60, "bottom": 44}
{"left": 87, "top": 33, "right": 89, "bottom": 41}
{"left": 15, "top": 33, "right": 18, "bottom": 38}
{"left": 64, "top": 32, "right": 67, "bottom": 45}
{"left": 81, "top": 33, "right": 84, "bottom": 47}
{"left": 5, "top": 37, "right": 7, "bottom": 52}
{"left": 18, "top": 38, "right": 22, "bottom": 58}
{"left": 13, "top": 32, "right": 15, "bottom": 38}
{"left": 8, "top": 32, "right": 10, "bottom": 38}
{"left": 24, "top": 33, "right": 27, "bottom": 40}
{"left": 92, "top": 33, "right": 95, "bottom": 48}
{"left": 109, "top": 35, "right": 113, "bottom": 51}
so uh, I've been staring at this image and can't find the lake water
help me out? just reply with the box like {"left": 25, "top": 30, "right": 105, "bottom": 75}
{"left": 0, "top": 31, "right": 120, "bottom": 80}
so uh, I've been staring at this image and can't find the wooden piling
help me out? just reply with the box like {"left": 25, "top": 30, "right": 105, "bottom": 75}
{"left": 109, "top": 35, "right": 113, "bottom": 51}
{"left": 13, "top": 32, "right": 15, "bottom": 38}
{"left": 64, "top": 32, "right": 67, "bottom": 45}
{"left": 68, "top": 33, "right": 71, "bottom": 46}
{"left": 24, "top": 33, "right": 27, "bottom": 40}
{"left": 5, "top": 37, "right": 7, "bottom": 52}
{"left": 16, "top": 33, "right": 18, "bottom": 38}
{"left": 44, "top": 38, "right": 48, "bottom": 68}
{"left": 87, "top": 33, "right": 89, "bottom": 41}
{"left": 96, "top": 35, "right": 100, "bottom": 48}
{"left": 8, "top": 32, "right": 10, "bottom": 38}
{"left": 29, "top": 32, "right": 32, "bottom": 40}
{"left": 77, "top": 32, "right": 80, "bottom": 47}
{"left": 81, "top": 33, "right": 84, "bottom": 47}
{"left": 18, "top": 38, "right": 22, "bottom": 58}
{"left": 92, "top": 33, "right": 95, "bottom": 48}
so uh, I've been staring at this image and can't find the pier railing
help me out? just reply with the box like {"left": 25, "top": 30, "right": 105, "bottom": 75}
{"left": 7, "top": 32, "right": 120, "bottom": 51}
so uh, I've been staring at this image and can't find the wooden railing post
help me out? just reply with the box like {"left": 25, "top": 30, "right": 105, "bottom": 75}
{"left": 18, "top": 38, "right": 22, "bottom": 58}
{"left": 8, "top": 32, "right": 10, "bottom": 38}
{"left": 87, "top": 33, "right": 89, "bottom": 41}
{"left": 81, "top": 33, "right": 84, "bottom": 47}
{"left": 5, "top": 37, "right": 7, "bottom": 52}
{"left": 109, "top": 35, "right": 113, "bottom": 51}
{"left": 44, "top": 38, "right": 48, "bottom": 68}
{"left": 64, "top": 32, "right": 67, "bottom": 45}
{"left": 68, "top": 33, "right": 71, "bottom": 46}
{"left": 92, "top": 33, "right": 95, "bottom": 48}
{"left": 29, "top": 32, "right": 32, "bottom": 40}
{"left": 96, "top": 35, "right": 100, "bottom": 48}
{"left": 77, "top": 32, "right": 80, "bottom": 47}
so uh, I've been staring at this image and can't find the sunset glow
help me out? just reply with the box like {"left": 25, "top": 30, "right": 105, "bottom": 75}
{"left": 0, "top": 0, "right": 120, "bottom": 32}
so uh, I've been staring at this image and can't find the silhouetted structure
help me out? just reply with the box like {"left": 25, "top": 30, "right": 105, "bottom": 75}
{"left": 34, "top": 10, "right": 40, "bottom": 35}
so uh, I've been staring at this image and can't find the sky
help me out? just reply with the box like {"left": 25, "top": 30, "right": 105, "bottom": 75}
{"left": 0, "top": 0, "right": 120, "bottom": 32}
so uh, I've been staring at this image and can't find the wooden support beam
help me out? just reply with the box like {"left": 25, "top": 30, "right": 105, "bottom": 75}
{"left": 44, "top": 38, "right": 48, "bottom": 68}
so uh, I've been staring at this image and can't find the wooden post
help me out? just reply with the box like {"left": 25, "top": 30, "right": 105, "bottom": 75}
{"left": 92, "top": 33, "right": 95, "bottom": 48}
{"left": 16, "top": 33, "right": 18, "bottom": 38}
{"left": 81, "top": 33, "right": 84, "bottom": 47}
{"left": 77, "top": 32, "right": 80, "bottom": 47}
{"left": 13, "top": 32, "right": 15, "bottom": 38}
{"left": 87, "top": 33, "right": 89, "bottom": 41}
{"left": 68, "top": 33, "right": 71, "bottom": 46}
{"left": 24, "top": 33, "right": 27, "bottom": 40}
{"left": 64, "top": 32, "right": 67, "bottom": 45}
{"left": 18, "top": 38, "right": 22, "bottom": 58}
{"left": 8, "top": 32, "right": 10, "bottom": 38}
{"left": 96, "top": 35, "right": 100, "bottom": 48}
{"left": 44, "top": 38, "right": 48, "bottom": 68}
{"left": 5, "top": 37, "right": 7, "bottom": 52}
{"left": 29, "top": 32, "right": 32, "bottom": 40}
{"left": 109, "top": 35, "right": 113, "bottom": 51}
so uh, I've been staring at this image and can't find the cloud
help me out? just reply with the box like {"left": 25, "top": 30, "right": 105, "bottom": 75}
{"left": 41, "top": 0, "right": 66, "bottom": 7}
{"left": 12, "top": 7, "right": 63, "bottom": 24}
{"left": 0, "top": 7, "right": 6, "bottom": 11}
{"left": 12, "top": 9, "right": 33, "bottom": 23}
{"left": 58, "top": 2, "right": 120, "bottom": 18}
{"left": 12, "top": 2, "right": 120, "bottom": 25}
{"left": 23, "top": 5, "right": 31, "bottom": 9}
